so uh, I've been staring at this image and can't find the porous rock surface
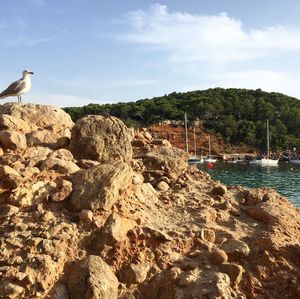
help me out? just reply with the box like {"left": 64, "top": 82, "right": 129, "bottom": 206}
{"left": 69, "top": 115, "right": 133, "bottom": 163}
{"left": 0, "top": 103, "right": 299, "bottom": 299}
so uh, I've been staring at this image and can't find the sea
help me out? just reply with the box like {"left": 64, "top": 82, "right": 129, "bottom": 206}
{"left": 197, "top": 162, "right": 300, "bottom": 208}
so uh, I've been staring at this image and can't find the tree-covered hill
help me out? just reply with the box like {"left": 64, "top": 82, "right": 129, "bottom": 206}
{"left": 64, "top": 88, "right": 300, "bottom": 151}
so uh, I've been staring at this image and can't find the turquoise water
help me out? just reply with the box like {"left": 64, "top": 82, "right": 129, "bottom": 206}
{"left": 197, "top": 163, "right": 300, "bottom": 208}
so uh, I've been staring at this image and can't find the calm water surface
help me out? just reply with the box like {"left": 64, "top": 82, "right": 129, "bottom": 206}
{"left": 197, "top": 163, "right": 300, "bottom": 208}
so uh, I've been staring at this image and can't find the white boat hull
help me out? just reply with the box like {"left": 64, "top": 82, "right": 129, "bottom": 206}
{"left": 204, "top": 157, "right": 217, "bottom": 163}
{"left": 289, "top": 159, "right": 300, "bottom": 164}
{"left": 188, "top": 157, "right": 204, "bottom": 164}
{"left": 250, "top": 158, "right": 279, "bottom": 166}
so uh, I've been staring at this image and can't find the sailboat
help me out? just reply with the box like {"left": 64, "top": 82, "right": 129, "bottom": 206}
{"left": 203, "top": 135, "right": 217, "bottom": 163}
{"left": 188, "top": 127, "right": 204, "bottom": 164}
{"left": 250, "top": 120, "right": 278, "bottom": 166}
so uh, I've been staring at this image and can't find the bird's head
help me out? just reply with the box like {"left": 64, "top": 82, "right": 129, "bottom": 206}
{"left": 22, "top": 70, "right": 34, "bottom": 76}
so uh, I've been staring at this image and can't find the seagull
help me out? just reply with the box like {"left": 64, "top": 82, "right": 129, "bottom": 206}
{"left": 0, "top": 70, "right": 34, "bottom": 103}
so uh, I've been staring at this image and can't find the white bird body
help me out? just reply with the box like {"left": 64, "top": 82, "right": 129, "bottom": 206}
{"left": 0, "top": 70, "right": 34, "bottom": 102}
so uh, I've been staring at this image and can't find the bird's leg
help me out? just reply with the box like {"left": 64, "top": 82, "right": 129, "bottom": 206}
{"left": 17, "top": 96, "right": 19, "bottom": 103}
{"left": 20, "top": 96, "right": 22, "bottom": 103}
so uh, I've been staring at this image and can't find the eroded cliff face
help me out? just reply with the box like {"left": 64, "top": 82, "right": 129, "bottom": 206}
{"left": 0, "top": 103, "right": 299, "bottom": 299}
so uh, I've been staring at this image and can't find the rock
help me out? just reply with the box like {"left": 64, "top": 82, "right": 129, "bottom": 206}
{"left": 219, "top": 263, "right": 244, "bottom": 285}
{"left": 0, "top": 204, "right": 19, "bottom": 218}
{"left": 41, "top": 157, "right": 80, "bottom": 174}
{"left": 70, "top": 161, "right": 133, "bottom": 212}
{"left": 132, "top": 172, "right": 144, "bottom": 185}
{"left": 123, "top": 262, "right": 151, "bottom": 284}
{"left": 9, "top": 181, "right": 53, "bottom": 207}
{"left": 23, "top": 146, "right": 52, "bottom": 166}
{"left": 131, "top": 139, "right": 148, "bottom": 147}
{"left": 141, "top": 226, "right": 172, "bottom": 242}
{"left": 0, "top": 282, "right": 24, "bottom": 298}
{"left": 51, "top": 180, "right": 73, "bottom": 202}
{"left": 245, "top": 207, "right": 271, "bottom": 224}
{"left": 151, "top": 139, "right": 172, "bottom": 147}
{"left": 69, "top": 115, "right": 132, "bottom": 163}
{"left": 22, "top": 166, "right": 40, "bottom": 178}
{"left": 55, "top": 136, "right": 70, "bottom": 149}
{"left": 0, "top": 130, "right": 27, "bottom": 150}
{"left": 0, "top": 114, "right": 30, "bottom": 132}
{"left": 142, "top": 146, "right": 188, "bottom": 180}
{"left": 67, "top": 255, "right": 119, "bottom": 299}
{"left": 49, "top": 283, "right": 69, "bottom": 299}
{"left": 0, "top": 103, "right": 73, "bottom": 133}
{"left": 0, "top": 147, "right": 3, "bottom": 156}
{"left": 212, "top": 185, "right": 227, "bottom": 196}
{"left": 156, "top": 181, "right": 169, "bottom": 191}
{"left": 26, "top": 130, "right": 57, "bottom": 146}
{"left": 79, "top": 210, "right": 93, "bottom": 223}
{"left": 90, "top": 213, "right": 135, "bottom": 250}
{"left": 0, "top": 165, "right": 22, "bottom": 189}
{"left": 198, "top": 207, "right": 217, "bottom": 223}
{"left": 41, "top": 211, "right": 54, "bottom": 221}
{"left": 77, "top": 159, "right": 100, "bottom": 169}
{"left": 201, "top": 228, "right": 216, "bottom": 243}
{"left": 222, "top": 239, "right": 250, "bottom": 258}
{"left": 206, "top": 249, "right": 228, "bottom": 265}
{"left": 143, "top": 131, "right": 152, "bottom": 140}
{"left": 47, "top": 149, "right": 74, "bottom": 161}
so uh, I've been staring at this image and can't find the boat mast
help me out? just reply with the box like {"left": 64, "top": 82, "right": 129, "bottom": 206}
{"left": 208, "top": 136, "right": 211, "bottom": 156}
{"left": 193, "top": 127, "right": 197, "bottom": 156}
{"left": 185, "top": 113, "right": 189, "bottom": 153}
{"left": 267, "top": 119, "right": 270, "bottom": 159}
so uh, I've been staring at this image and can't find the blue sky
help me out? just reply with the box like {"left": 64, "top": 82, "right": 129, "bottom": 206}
{"left": 1, "top": 0, "right": 300, "bottom": 107}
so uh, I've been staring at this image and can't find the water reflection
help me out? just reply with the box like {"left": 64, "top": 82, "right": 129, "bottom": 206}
{"left": 197, "top": 163, "right": 300, "bottom": 207}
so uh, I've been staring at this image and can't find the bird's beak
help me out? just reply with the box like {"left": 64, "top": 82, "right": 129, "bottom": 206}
{"left": 28, "top": 71, "right": 34, "bottom": 75}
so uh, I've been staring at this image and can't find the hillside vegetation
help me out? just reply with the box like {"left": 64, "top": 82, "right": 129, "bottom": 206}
{"left": 64, "top": 88, "right": 300, "bottom": 151}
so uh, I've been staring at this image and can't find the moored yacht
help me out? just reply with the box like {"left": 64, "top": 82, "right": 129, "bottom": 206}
{"left": 250, "top": 120, "right": 278, "bottom": 166}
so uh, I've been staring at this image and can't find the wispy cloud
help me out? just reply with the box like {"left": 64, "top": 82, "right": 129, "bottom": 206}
{"left": 108, "top": 4, "right": 300, "bottom": 99}
{"left": 114, "top": 4, "right": 300, "bottom": 65}
{"left": 2, "top": 36, "right": 53, "bottom": 48}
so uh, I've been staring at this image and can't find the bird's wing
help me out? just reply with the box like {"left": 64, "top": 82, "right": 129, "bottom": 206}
{"left": 0, "top": 79, "right": 25, "bottom": 98}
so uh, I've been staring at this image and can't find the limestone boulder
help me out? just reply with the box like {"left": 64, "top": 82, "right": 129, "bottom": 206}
{"left": 47, "top": 149, "right": 74, "bottom": 161}
{"left": 0, "top": 103, "right": 73, "bottom": 133}
{"left": 90, "top": 213, "right": 135, "bottom": 251}
{"left": 0, "top": 114, "right": 30, "bottom": 132}
{"left": 222, "top": 239, "right": 250, "bottom": 259}
{"left": 41, "top": 158, "right": 80, "bottom": 174}
{"left": 0, "top": 130, "right": 27, "bottom": 150}
{"left": 0, "top": 165, "right": 22, "bottom": 189}
{"left": 23, "top": 146, "right": 53, "bottom": 166}
{"left": 219, "top": 263, "right": 244, "bottom": 285}
{"left": 123, "top": 262, "right": 151, "bottom": 284}
{"left": 0, "top": 103, "right": 73, "bottom": 147}
{"left": 70, "top": 161, "right": 133, "bottom": 211}
{"left": 67, "top": 255, "right": 119, "bottom": 299}
{"left": 69, "top": 115, "right": 132, "bottom": 163}
{"left": 206, "top": 249, "right": 228, "bottom": 265}
{"left": 142, "top": 146, "right": 188, "bottom": 179}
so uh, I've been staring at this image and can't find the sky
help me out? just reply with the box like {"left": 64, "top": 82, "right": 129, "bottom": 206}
{"left": 1, "top": 0, "right": 300, "bottom": 107}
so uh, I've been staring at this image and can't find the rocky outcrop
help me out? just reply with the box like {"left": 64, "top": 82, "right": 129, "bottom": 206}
{"left": 0, "top": 103, "right": 299, "bottom": 299}
{"left": 0, "top": 103, "right": 73, "bottom": 150}
{"left": 70, "top": 161, "right": 133, "bottom": 211}
{"left": 67, "top": 255, "right": 119, "bottom": 299}
{"left": 69, "top": 115, "right": 133, "bottom": 163}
